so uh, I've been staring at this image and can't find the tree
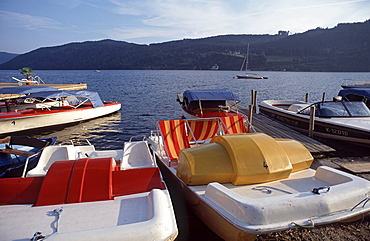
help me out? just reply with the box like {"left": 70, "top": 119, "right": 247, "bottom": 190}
{"left": 19, "top": 67, "right": 34, "bottom": 79}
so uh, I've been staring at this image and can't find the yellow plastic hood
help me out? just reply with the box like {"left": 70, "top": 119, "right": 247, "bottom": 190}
{"left": 177, "top": 133, "right": 313, "bottom": 185}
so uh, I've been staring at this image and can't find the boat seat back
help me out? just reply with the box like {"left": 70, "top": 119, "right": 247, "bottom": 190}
{"left": 35, "top": 158, "right": 115, "bottom": 206}
{"left": 121, "top": 141, "right": 155, "bottom": 169}
{"left": 158, "top": 119, "right": 190, "bottom": 160}
{"left": 89, "top": 149, "right": 123, "bottom": 160}
{"left": 10, "top": 136, "right": 49, "bottom": 149}
{"left": 33, "top": 157, "right": 165, "bottom": 206}
{"left": 27, "top": 145, "right": 76, "bottom": 177}
{"left": 186, "top": 118, "right": 219, "bottom": 142}
{"left": 288, "top": 103, "right": 310, "bottom": 112}
{"left": 74, "top": 145, "right": 96, "bottom": 159}
{"left": 220, "top": 116, "right": 247, "bottom": 134}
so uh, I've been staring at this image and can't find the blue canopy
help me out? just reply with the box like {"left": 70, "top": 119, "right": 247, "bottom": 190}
{"left": 23, "top": 90, "right": 104, "bottom": 108}
{"left": 0, "top": 86, "right": 58, "bottom": 95}
{"left": 338, "top": 88, "right": 370, "bottom": 99}
{"left": 183, "top": 89, "right": 240, "bottom": 102}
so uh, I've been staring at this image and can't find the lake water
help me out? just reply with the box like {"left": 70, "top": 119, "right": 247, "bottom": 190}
{"left": 1, "top": 70, "right": 370, "bottom": 240}
{"left": 2, "top": 69, "right": 370, "bottom": 149}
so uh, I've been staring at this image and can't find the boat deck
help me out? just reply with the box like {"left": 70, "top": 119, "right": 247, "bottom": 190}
{"left": 240, "top": 110, "right": 336, "bottom": 156}
{"left": 0, "top": 83, "right": 87, "bottom": 100}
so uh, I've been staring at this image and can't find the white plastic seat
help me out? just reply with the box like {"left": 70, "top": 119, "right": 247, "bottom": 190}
{"left": 26, "top": 145, "right": 76, "bottom": 177}
{"left": 120, "top": 141, "right": 155, "bottom": 170}
{"left": 89, "top": 149, "right": 123, "bottom": 160}
{"left": 74, "top": 145, "right": 96, "bottom": 159}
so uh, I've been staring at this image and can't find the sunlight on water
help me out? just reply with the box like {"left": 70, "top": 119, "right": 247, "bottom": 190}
{"left": 1, "top": 70, "right": 369, "bottom": 150}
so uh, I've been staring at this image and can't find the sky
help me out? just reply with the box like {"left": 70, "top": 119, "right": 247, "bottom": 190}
{"left": 1, "top": 0, "right": 369, "bottom": 54}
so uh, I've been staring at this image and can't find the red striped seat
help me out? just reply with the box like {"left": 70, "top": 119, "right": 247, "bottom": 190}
{"left": 220, "top": 116, "right": 247, "bottom": 134}
{"left": 158, "top": 119, "right": 190, "bottom": 160}
{"left": 186, "top": 118, "right": 219, "bottom": 142}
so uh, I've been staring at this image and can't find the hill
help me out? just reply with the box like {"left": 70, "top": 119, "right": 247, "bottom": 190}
{"left": 0, "top": 52, "right": 18, "bottom": 65}
{"left": 0, "top": 20, "right": 369, "bottom": 71}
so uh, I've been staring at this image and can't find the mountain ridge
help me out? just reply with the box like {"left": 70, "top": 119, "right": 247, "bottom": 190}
{"left": 1, "top": 20, "right": 369, "bottom": 72}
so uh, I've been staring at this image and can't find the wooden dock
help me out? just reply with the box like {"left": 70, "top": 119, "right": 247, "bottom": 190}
{"left": 0, "top": 83, "right": 87, "bottom": 100}
{"left": 234, "top": 104, "right": 335, "bottom": 156}
{"left": 250, "top": 113, "right": 335, "bottom": 155}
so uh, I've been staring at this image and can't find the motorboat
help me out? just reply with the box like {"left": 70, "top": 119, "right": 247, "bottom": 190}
{"left": 341, "top": 80, "right": 370, "bottom": 89}
{"left": 337, "top": 87, "right": 370, "bottom": 109}
{"left": 177, "top": 89, "right": 247, "bottom": 119}
{"left": 0, "top": 135, "right": 57, "bottom": 178}
{"left": 259, "top": 99, "right": 370, "bottom": 149}
{"left": 147, "top": 116, "right": 370, "bottom": 241}
{"left": 0, "top": 139, "right": 178, "bottom": 241}
{"left": 0, "top": 87, "right": 121, "bottom": 135}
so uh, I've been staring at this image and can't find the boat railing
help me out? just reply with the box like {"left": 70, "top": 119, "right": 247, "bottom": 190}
{"left": 21, "top": 151, "right": 43, "bottom": 177}
{"left": 59, "top": 138, "right": 92, "bottom": 146}
{"left": 128, "top": 135, "right": 147, "bottom": 142}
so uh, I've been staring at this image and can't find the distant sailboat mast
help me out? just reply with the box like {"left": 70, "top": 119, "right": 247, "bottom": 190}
{"left": 239, "top": 43, "right": 250, "bottom": 72}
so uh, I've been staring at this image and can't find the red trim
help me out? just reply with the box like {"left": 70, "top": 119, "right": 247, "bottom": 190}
{"left": 1, "top": 157, "right": 165, "bottom": 206}
{"left": 0, "top": 176, "right": 44, "bottom": 205}
{"left": 112, "top": 167, "right": 165, "bottom": 196}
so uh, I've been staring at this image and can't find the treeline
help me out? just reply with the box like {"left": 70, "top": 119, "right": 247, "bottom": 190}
{"left": 0, "top": 20, "right": 369, "bottom": 72}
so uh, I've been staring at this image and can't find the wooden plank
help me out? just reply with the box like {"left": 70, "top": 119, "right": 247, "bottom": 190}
{"left": 339, "top": 163, "right": 370, "bottom": 173}
{"left": 239, "top": 109, "right": 335, "bottom": 155}
{"left": 0, "top": 148, "right": 35, "bottom": 156}
{"left": 0, "top": 83, "right": 87, "bottom": 100}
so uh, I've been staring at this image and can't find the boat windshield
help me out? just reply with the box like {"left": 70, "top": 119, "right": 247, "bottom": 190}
{"left": 299, "top": 101, "right": 370, "bottom": 117}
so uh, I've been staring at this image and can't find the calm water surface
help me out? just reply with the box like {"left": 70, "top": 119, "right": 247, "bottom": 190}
{"left": 1, "top": 70, "right": 370, "bottom": 240}
{"left": 2, "top": 69, "right": 369, "bottom": 148}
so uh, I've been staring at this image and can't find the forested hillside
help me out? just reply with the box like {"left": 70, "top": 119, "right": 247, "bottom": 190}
{"left": 0, "top": 20, "right": 369, "bottom": 72}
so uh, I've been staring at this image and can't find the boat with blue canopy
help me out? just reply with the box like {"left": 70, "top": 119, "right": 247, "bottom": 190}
{"left": 177, "top": 89, "right": 247, "bottom": 119}
{"left": 0, "top": 89, "right": 121, "bottom": 136}
{"left": 338, "top": 88, "right": 370, "bottom": 109}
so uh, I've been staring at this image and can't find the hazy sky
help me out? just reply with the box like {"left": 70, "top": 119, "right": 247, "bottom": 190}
{"left": 1, "top": 0, "right": 369, "bottom": 54}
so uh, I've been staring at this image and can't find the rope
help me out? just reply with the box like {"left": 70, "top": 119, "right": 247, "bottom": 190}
{"left": 252, "top": 186, "right": 293, "bottom": 194}
{"left": 54, "top": 208, "right": 63, "bottom": 233}
{"left": 292, "top": 219, "right": 315, "bottom": 229}
{"left": 350, "top": 197, "right": 370, "bottom": 211}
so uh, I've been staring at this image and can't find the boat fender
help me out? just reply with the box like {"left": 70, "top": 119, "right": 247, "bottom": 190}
{"left": 311, "top": 186, "right": 330, "bottom": 195}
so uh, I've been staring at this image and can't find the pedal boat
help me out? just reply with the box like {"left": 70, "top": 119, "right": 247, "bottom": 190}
{"left": 0, "top": 139, "right": 178, "bottom": 241}
{"left": 148, "top": 116, "right": 370, "bottom": 241}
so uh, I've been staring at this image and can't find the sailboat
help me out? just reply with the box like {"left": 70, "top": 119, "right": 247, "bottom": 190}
{"left": 234, "top": 44, "right": 268, "bottom": 79}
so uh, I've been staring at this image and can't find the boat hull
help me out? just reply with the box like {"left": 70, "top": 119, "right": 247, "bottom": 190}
{"left": 235, "top": 75, "right": 268, "bottom": 79}
{"left": 156, "top": 158, "right": 257, "bottom": 241}
{"left": 0, "top": 103, "right": 121, "bottom": 135}
{"left": 259, "top": 101, "right": 370, "bottom": 148}
{"left": 0, "top": 189, "right": 177, "bottom": 241}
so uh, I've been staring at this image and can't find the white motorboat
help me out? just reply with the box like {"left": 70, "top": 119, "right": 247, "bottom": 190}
{"left": 0, "top": 139, "right": 178, "bottom": 241}
{"left": 259, "top": 99, "right": 370, "bottom": 149}
{"left": 0, "top": 87, "right": 121, "bottom": 135}
{"left": 148, "top": 116, "right": 370, "bottom": 241}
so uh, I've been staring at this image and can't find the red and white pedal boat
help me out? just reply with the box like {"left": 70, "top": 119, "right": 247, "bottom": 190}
{"left": 0, "top": 139, "right": 178, "bottom": 241}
